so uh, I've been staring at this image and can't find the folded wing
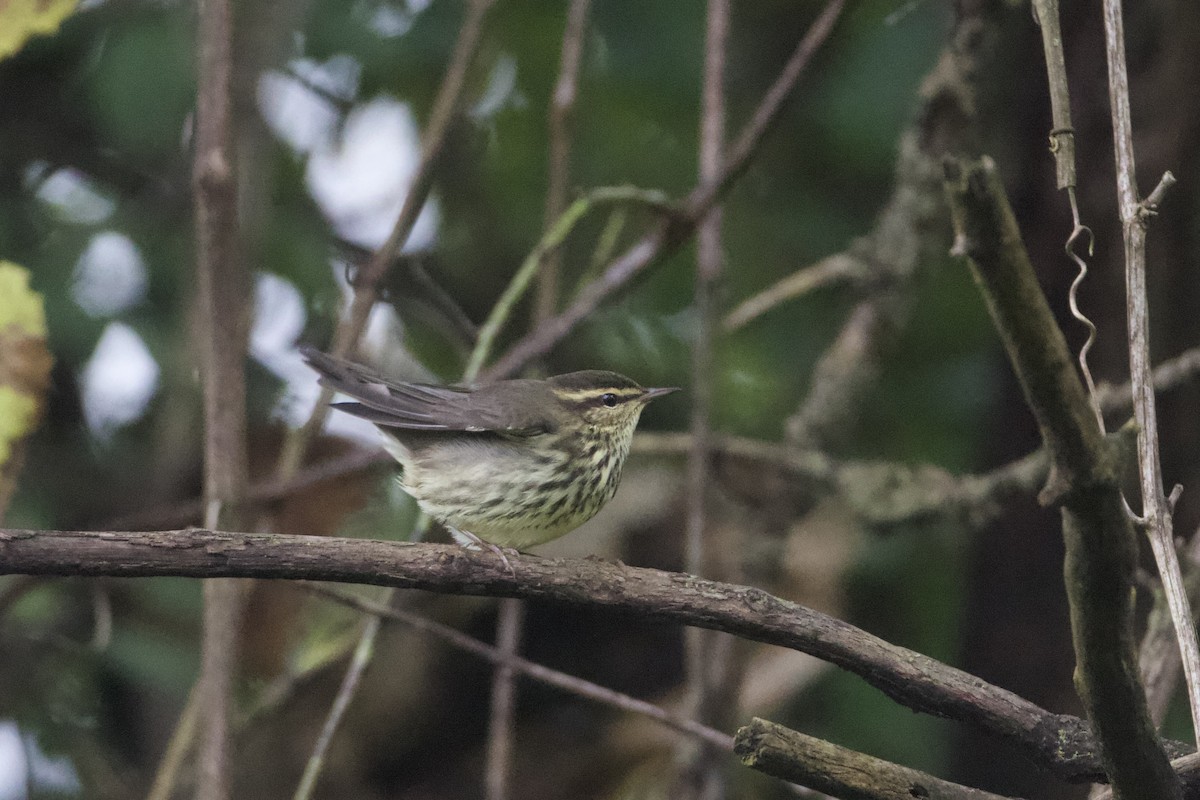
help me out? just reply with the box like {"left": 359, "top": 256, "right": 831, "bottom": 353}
{"left": 301, "top": 347, "right": 551, "bottom": 435}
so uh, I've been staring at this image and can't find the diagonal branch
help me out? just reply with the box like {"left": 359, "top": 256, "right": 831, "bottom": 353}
{"left": 480, "top": 0, "right": 845, "bottom": 381}
{"left": 305, "top": 584, "right": 733, "bottom": 751}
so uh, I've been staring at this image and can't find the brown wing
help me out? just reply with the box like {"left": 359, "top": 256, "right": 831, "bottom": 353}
{"left": 301, "top": 347, "right": 555, "bottom": 435}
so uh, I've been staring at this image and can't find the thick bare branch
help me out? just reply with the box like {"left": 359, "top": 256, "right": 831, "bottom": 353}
{"left": 945, "top": 156, "right": 1180, "bottom": 799}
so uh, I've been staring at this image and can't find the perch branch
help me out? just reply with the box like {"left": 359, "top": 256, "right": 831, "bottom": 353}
{"left": 1, "top": 527, "right": 1164, "bottom": 784}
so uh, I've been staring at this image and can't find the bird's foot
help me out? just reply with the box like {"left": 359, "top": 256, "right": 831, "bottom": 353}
{"left": 479, "top": 540, "right": 518, "bottom": 574}
{"left": 449, "top": 527, "right": 517, "bottom": 575}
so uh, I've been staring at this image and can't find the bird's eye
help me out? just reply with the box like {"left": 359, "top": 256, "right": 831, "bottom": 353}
{"left": 601, "top": 393, "right": 618, "bottom": 407}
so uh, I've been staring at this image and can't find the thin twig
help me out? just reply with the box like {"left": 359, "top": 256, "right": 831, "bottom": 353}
{"left": 331, "top": 239, "right": 480, "bottom": 349}
{"left": 1141, "top": 533, "right": 1200, "bottom": 728}
{"left": 1032, "top": 0, "right": 1103, "bottom": 432}
{"left": 480, "top": 0, "right": 845, "bottom": 381}
{"left": 292, "top": 611, "right": 383, "bottom": 800}
{"left": 283, "top": 4, "right": 497, "bottom": 792}
{"left": 283, "top": 6, "right": 500, "bottom": 796}
{"left": 145, "top": 683, "right": 201, "bottom": 800}
{"left": 1102, "top": 0, "right": 1200, "bottom": 744}
{"left": 786, "top": 0, "right": 993, "bottom": 450}
{"left": 105, "top": 449, "right": 390, "bottom": 532}
{"left": 192, "top": 0, "right": 250, "bottom": 789}
{"left": 1095, "top": 345, "right": 1200, "bottom": 411}
{"left": 276, "top": 0, "right": 496, "bottom": 478}
{"left": 1031, "top": 0, "right": 1077, "bottom": 191}
{"left": 303, "top": 584, "right": 734, "bottom": 751}
{"left": 722, "top": 252, "right": 867, "bottom": 332}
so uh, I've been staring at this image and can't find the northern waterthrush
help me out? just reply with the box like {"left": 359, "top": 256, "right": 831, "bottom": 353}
{"left": 303, "top": 348, "right": 677, "bottom": 560}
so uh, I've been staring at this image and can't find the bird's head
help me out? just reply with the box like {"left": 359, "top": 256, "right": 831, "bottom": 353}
{"left": 548, "top": 370, "right": 678, "bottom": 439}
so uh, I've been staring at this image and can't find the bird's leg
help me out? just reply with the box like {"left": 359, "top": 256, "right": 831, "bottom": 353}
{"left": 449, "top": 527, "right": 516, "bottom": 574}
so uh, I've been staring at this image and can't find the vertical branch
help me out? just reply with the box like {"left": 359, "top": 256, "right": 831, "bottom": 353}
{"left": 1031, "top": 0, "right": 1076, "bottom": 192}
{"left": 485, "top": 599, "right": 525, "bottom": 800}
{"left": 536, "top": 0, "right": 592, "bottom": 323}
{"left": 677, "top": 1, "right": 729, "bottom": 799}
{"left": 690, "top": 0, "right": 728, "bottom": 588}
{"left": 193, "top": 0, "right": 249, "bottom": 793}
{"left": 1102, "top": 0, "right": 1199, "bottom": 740}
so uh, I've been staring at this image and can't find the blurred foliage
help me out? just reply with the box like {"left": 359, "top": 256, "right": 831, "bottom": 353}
{"left": 7, "top": 0, "right": 1193, "bottom": 798}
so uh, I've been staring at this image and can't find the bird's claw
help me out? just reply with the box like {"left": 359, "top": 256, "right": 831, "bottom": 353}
{"left": 481, "top": 541, "right": 517, "bottom": 575}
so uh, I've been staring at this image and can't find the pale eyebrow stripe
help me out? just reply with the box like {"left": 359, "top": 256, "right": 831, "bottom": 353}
{"left": 555, "top": 387, "right": 644, "bottom": 402}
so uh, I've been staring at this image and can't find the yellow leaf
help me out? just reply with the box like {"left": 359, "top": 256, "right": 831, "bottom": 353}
{"left": 0, "top": 387, "right": 38, "bottom": 465}
{"left": 0, "top": 0, "right": 79, "bottom": 61}
{"left": 0, "top": 261, "right": 47, "bottom": 337}
{"left": 0, "top": 262, "right": 52, "bottom": 509}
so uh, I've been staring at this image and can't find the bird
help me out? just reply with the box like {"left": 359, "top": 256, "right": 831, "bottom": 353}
{"left": 302, "top": 347, "right": 678, "bottom": 566}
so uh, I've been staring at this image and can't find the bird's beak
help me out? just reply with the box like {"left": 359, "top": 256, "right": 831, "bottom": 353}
{"left": 642, "top": 387, "right": 681, "bottom": 401}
